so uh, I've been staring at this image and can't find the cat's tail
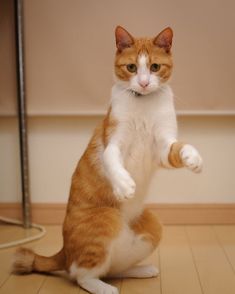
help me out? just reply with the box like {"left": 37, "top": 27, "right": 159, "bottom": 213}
{"left": 12, "top": 247, "right": 65, "bottom": 274}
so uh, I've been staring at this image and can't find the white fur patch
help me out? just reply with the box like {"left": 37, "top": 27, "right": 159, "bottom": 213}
{"left": 180, "top": 144, "right": 203, "bottom": 173}
{"left": 138, "top": 54, "right": 148, "bottom": 67}
{"left": 79, "top": 278, "right": 119, "bottom": 294}
{"left": 108, "top": 223, "right": 154, "bottom": 276}
{"left": 110, "top": 264, "right": 159, "bottom": 278}
{"left": 108, "top": 83, "right": 178, "bottom": 220}
{"left": 137, "top": 55, "right": 150, "bottom": 87}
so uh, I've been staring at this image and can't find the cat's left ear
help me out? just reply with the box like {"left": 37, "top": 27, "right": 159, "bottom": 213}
{"left": 115, "top": 26, "right": 134, "bottom": 51}
{"left": 153, "top": 27, "right": 173, "bottom": 53}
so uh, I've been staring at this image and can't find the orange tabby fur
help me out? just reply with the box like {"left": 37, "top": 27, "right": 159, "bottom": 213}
{"left": 12, "top": 26, "right": 202, "bottom": 294}
{"left": 168, "top": 142, "right": 185, "bottom": 168}
{"left": 13, "top": 112, "right": 162, "bottom": 273}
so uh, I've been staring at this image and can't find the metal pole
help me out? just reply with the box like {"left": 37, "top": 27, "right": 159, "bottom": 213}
{"left": 14, "top": 0, "right": 31, "bottom": 228}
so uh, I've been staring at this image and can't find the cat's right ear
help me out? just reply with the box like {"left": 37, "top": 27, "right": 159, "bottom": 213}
{"left": 115, "top": 26, "right": 134, "bottom": 51}
{"left": 153, "top": 27, "right": 173, "bottom": 53}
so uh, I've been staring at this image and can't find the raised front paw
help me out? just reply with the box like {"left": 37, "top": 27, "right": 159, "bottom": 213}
{"left": 112, "top": 170, "right": 136, "bottom": 201}
{"left": 180, "top": 144, "right": 203, "bottom": 173}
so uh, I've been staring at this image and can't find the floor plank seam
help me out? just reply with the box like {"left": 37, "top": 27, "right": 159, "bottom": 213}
{"left": 119, "top": 278, "right": 123, "bottom": 293}
{"left": 36, "top": 275, "right": 47, "bottom": 294}
{"left": 158, "top": 246, "right": 163, "bottom": 294}
{"left": 0, "top": 273, "right": 11, "bottom": 289}
{"left": 212, "top": 225, "right": 235, "bottom": 275}
{"left": 184, "top": 225, "right": 205, "bottom": 294}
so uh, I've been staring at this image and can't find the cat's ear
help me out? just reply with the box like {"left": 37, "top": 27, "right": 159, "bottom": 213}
{"left": 153, "top": 27, "right": 173, "bottom": 53}
{"left": 115, "top": 26, "right": 134, "bottom": 51}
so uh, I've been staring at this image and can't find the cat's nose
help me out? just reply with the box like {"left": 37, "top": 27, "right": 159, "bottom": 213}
{"left": 139, "top": 80, "right": 149, "bottom": 88}
{"left": 138, "top": 74, "right": 149, "bottom": 88}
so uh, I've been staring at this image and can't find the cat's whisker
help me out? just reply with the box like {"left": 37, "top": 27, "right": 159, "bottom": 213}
{"left": 158, "top": 85, "right": 187, "bottom": 108}
{"left": 112, "top": 86, "right": 131, "bottom": 100}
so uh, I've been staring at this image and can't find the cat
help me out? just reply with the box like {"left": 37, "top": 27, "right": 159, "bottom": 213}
{"left": 12, "top": 26, "right": 203, "bottom": 294}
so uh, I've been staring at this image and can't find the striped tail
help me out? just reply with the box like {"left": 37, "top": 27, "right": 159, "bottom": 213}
{"left": 12, "top": 247, "right": 65, "bottom": 274}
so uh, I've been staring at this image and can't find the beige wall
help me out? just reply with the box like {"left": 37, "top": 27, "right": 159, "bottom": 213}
{"left": 1, "top": 1, "right": 235, "bottom": 205}
{"left": 1, "top": 0, "right": 235, "bottom": 115}
{"left": 1, "top": 116, "right": 235, "bottom": 204}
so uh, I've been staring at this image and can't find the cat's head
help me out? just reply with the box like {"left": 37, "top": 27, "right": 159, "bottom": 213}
{"left": 114, "top": 26, "right": 173, "bottom": 96}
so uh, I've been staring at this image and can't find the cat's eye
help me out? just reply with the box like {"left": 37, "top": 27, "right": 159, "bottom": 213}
{"left": 126, "top": 64, "right": 137, "bottom": 73}
{"left": 150, "top": 63, "right": 161, "bottom": 72}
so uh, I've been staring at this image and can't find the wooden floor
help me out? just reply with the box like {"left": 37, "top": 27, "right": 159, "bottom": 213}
{"left": 0, "top": 224, "right": 235, "bottom": 294}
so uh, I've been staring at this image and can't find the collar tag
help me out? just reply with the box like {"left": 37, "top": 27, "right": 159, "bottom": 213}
{"left": 131, "top": 90, "right": 142, "bottom": 97}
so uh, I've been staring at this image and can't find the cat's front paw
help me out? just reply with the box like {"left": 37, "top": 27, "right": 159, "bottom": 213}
{"left": 180, "top": 144, "right": 203, "bottom": 173}
{"left": 112, "top": 170, "right": 136, "bottom": 201}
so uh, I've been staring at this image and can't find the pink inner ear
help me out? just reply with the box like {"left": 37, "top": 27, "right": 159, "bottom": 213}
{"left": 153, "top": 27, "right": 173, "bottom": 53}
{"left": 115, "top": 26, "right": 134, "bottom": 51}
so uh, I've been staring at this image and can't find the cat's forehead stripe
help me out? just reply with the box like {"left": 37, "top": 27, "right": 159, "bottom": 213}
{"left": 138, "top": 54, "right": 149, "bottom": 67}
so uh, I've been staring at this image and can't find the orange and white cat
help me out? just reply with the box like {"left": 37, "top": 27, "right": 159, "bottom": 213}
{"left": 13, "top": 26, "right": 203, "bottom": 294}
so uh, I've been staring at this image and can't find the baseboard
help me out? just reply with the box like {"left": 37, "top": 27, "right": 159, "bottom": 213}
{"left": 148, "top": 203, "right": 235, "bottom": 224}
{"left": 0, "top": 203, "right": 235, "bottom": 225}
{"left": 0, "top": 203, "right": 66, "bottom": 225}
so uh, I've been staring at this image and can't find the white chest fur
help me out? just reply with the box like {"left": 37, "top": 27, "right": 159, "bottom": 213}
{"left": 109, "top": 84, "right": 177, "bottom": 220}
{"left": 111, "top": 83, "right": 175, "bottom": 179}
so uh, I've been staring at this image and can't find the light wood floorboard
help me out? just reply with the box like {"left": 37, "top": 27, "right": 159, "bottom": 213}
{"left": 0, "top": 224, "right": 39, "bottom": 244}
{"left": 186, "top": 225, "right": 235, "bottom": 294}
{"left": 160, "top": 226, "right": 202, "bottom": 294}
{"left": 38, "top": 274, "right": 79, "bottom": 294}
{"left": 1, "top": 224, "right": 235, "bottom": 293}
{"left": 213, "top": 225, "right": 235, "bottom": 272}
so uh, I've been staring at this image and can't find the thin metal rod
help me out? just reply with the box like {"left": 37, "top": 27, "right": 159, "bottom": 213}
{"left": 14, "top": 0, "right": 31, "bottom": 228}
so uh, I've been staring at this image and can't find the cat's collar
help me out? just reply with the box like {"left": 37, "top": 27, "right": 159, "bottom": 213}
{"left": 130, "top": 90, "right": 143, "bottom": 97}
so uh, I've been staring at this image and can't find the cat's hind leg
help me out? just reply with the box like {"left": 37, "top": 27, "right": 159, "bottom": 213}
{"left": 79, "top": 279, "right": 118, "bottom": 294}
{"left": 65, "top": 207, "right": 122, "bottom": 294}
{"left": 108, "top": 208, "right": 162, "bottom": 278}
{"left": 110, "top": 264, "right": 159, "bottom": 279}
{"left": 69, "top": 240, "right": 120, "bottom": 294}
{"left": 70, "top": 262, "right": 119, "bottom": 294}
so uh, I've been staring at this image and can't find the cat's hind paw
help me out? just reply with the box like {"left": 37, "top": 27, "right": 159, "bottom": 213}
{"left": 110, "top": 265, "right": 159, "bottom": 279}
{"left": 78, "top": 278, "right": 119, "bottom": 294}
{"left": 180, "top": 144, "right": 203, "bottom": 173}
